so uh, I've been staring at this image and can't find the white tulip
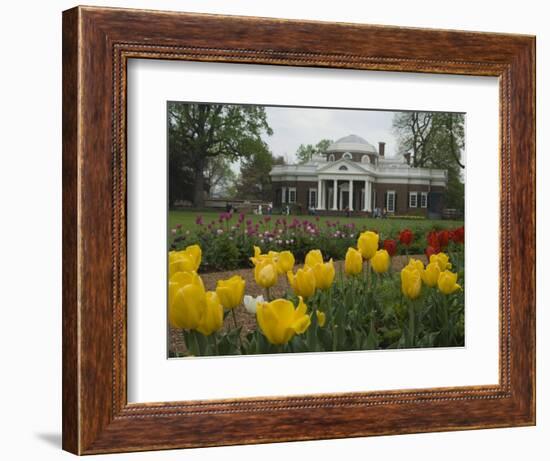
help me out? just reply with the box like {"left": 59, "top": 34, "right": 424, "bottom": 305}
{"left": 243, "top": 294, "right": 264, "bottom": 314}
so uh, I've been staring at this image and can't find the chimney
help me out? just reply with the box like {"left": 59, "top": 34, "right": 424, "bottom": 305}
{"left": 378, "top": 142, "right": 385, "bottom": 157}
{"left": 404, "top": 152, "right": 411, "bottom": 165}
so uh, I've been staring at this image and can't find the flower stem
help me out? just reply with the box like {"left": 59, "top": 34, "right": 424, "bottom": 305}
{"left": 408, "top": 301, "right": 415, "bottom": 348}
{"left": 231, "top": 309, "right": 243, "bottom": 352}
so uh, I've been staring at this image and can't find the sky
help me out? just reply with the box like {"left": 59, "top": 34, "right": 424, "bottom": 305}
{"left": 262, "top": 106, "right": 397, "bottom": 163}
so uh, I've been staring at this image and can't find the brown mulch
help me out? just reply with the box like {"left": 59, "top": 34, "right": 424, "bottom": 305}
{"left": 168, "top": 254, "right": 427, "bottom": 356}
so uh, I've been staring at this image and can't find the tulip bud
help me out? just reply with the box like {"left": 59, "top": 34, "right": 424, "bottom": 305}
{"left": 168, "top": 244, "right": 202, "bottom": 277}
{"left": 357, "top": 231, "right": 379, "bottom": 260}
{"left": 304, "top": 249, "right": 324, "bottom": 268}
{"left": 169, "top": 283, "right": 207, "bottom": 330}
{"left": 383, "top": 239, "right": 398, "bottom": 256}
{"left": 316, "top": 310, "right": 326, "bottom": 327}
{"left": 276, "top": 250, "right": 295, "bottom": 274}
{"left": 430, "top": 252, "right": 452, "bottom": 272}
{"left": 344, "top": 247, "right": 363, "bottom": 275}
{"left": 196, "top": 292, "right": 224, "bottom": 336}
{"left": 401, "top": 266, "right": 422, "bottom": 299}
{"left": 287, "top": 266, "right": 316, "bottom": 299}
{"left": 437, "top": 270, "right": 461, "bottom": 295}
{"left": 216, "top": 275, "right": 246, "bottom": 309}
{"left": 422, "top": 262, "right": 441, "bottom": 287}
{"left": 254, "top": 259, "right": 278, "bottom": 288}
{"left": 406, "top": 258, "right": 425, "bottom": 276}
{"left": 370, "top": 249, "right": 390, "bottom": 273}
{"left": 243, "top": 294, "right": 264, "bottom": 314}
{"left": 311, "top": 259, "right": 335, "bottom": 290}
{"left": 399, "top": 229, "right": 414, "bottom": 246}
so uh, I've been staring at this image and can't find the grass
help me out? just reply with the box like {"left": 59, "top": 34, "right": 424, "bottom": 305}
{"left": 169, "top": 209, "right": 463, "bottom": 238}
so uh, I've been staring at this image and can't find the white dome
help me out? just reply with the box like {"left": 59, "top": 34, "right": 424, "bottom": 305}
{"left": 327, "top": 134, "right": 378, "bottom": 155}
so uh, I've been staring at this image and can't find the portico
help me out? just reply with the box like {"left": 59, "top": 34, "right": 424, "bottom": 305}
{"left": 270, "top": 134, "right": 448, "bottom": 217}
{"left": 316, "top": 176, "right": 373, "bottom": 212}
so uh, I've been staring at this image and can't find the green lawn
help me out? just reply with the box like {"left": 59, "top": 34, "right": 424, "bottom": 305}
{"left": 169, "top": 210, "right": 463, "bottom": 237}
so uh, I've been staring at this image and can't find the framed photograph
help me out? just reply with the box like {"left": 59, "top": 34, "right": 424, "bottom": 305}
{"left": 62, "top": 6, "right": 535, "bottom": 455}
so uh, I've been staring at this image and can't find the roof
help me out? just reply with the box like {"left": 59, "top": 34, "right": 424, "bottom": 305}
{"left": 327, "top": 134, "right": 378, "bottom": 155}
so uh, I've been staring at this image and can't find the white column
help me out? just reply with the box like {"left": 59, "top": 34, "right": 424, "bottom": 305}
{"left": 367, "top": 182, "right": 373, "bottom": 212}
{"left": 349, "top": 180, "right": 354, "bottom": 211}
{"left": 317, "top": 179, "right": 322, "bottom": 209}
{"left": 281, "top": 187, "right": 286, "bottom": 204}
{"left": 363, "top": 180, "right": 369, "bottom": 211}
{"left": 332, "top": 179, "right": 338, "bottom": 210}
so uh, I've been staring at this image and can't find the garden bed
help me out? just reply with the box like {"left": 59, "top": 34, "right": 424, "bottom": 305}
{"left": 168, "top": 254, "right": 426, "bottom": 356}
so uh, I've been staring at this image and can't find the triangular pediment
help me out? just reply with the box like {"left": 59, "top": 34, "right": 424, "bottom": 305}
{"left": 316, "top": 158, "right": 372, "bottom": 175}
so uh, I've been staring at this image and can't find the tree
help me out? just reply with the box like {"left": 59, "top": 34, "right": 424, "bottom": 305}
{"left": 204, "top": 156, "right": 237, "bottom": 198}
{"left": 234, "top": 147, "right": 284, "bottom": 201}
{"left": 168, "top": 102, "right": 273, "bottom": 207}
{"left": 392, "top": 112, "right": 465, "bottom": 211}
{"left": 295, "top": 139, "right": 333, "bottom": 164}
{"left": 393, "top": 112, "right": 464, "bottom": 169}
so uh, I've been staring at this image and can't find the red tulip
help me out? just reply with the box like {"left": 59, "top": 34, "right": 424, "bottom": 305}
{"left": 399, "top": 229, "right": 414, "bottom": 246}
{"left": 383, "top": 239, "right": 398, "bottom": 256}
{"left": 438, "top": 230, "right": 450, "bottom": 248}
{"left": 425, "top": 245, "right": 440, "bottom": 258}
{"left": 452, "top": 226, "right": 465, "bottom": 244}
{"left": 427, "top": 230, "right": 439, "bottom": 248}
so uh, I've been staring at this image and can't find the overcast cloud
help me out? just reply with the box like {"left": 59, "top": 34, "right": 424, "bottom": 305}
{"left": 262, "top": 106, "right": 398, "bottom": 163}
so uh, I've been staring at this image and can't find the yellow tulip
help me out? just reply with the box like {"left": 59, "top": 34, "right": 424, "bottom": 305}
{"left": 253, "top": 245, "right": 262, "bottom": 258}
{"left": 196, "top": 292, "right": 224, "bottom": 336}
{"left": 401, "top": 265, "right": 422, "bottom": 299}
{"left": 316, "top": 310, "right": 326, "bottom": 327}
{"left": 344, "top": 247, "right": 363, "bottom": 275}
{"left": 254, "top": 259, "right": 278, "bottom": 288}
{"left": 169, "top": 244, "right": 201, "bottom": 277}
{"left": 311, "top": 259, "right": 335, "bottom": 290}
{"left": 169, "top": 282, "right": 207, "bottom": 330}
{"left": 422, "top": 262, "right": 441, "bottom": 287}
{"left": 169, "top": 271, "right": 204, "bottom": 303}
{"left": 287, "top": 266, "right": 316, "bottom": 299}
{"left": 215, "top": 275, "right": 245, "bottom": 309}
{"left": 430, "top": 252, "right": 452, "bottom": 272}
{"left": 304, "top": 249, "right": 324, "bottom": 268}
{"left": 357, "top": 231, "right": 379, "bottom": 259}
{"left": 256, "top": 296, "right": 311, "bottom": 345}
{"left": 370, "top": 249, "right": 390, "bottom": 273}
{"left": 438, "top": 270, "right": 461, "bottom": 295}
{"left": 276, "top": 250, "right": 295, "bottom": 274}
{"left": 250, "top": 246, "right": 274, "bottom": 267}
{"left": 406, "top": 258, "right": 425, "bottom": 276}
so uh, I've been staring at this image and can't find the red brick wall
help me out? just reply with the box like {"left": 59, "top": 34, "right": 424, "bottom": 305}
{"left": 373, "top": 183, "right": 444, "bottom": 216}
{"left": 273, "top": 179, "right": 446, "bottom": 215}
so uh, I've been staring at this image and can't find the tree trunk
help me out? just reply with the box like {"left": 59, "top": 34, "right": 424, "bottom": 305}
{"left": 193, "top": 158, "right": 206, "bottom": 208}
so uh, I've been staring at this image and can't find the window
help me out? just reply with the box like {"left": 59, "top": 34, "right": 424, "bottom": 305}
{"left": 420, "top": 191, "right": 428, "bottom": 208}
{"left": 386, "top": 190, "right": 395, "bottom": 212}
{"left": 409, "top": 191, "right": 418, "bottom": 208}
{"left": 343, "top": 152, "right": 352, "bottom": 160}
{"left": 338, "top": 165, "right": 348, "bottom": 171}
{"left": 361, "top": 155, "right": 369, "bottom": 163}
{"left": 308, "top": 188, "right": 317, "bottom": 208}
{"left": 288, "top": 187, "right": 297, "bottom": 204}
{"left": 328, "top": 154, "right": 335, "bottom": 162}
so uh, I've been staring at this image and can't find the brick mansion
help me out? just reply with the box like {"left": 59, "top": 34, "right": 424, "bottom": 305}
{"left": 269, "top": 134, "right": 448, "bottom": 217}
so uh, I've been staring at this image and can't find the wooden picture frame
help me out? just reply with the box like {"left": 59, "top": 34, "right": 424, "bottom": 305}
{"left": 62, "top": 5, "right": 536, "bottom": 455}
